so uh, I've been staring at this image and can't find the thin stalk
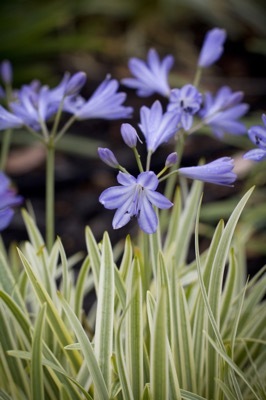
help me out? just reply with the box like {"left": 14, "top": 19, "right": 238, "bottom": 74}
{"left": 54, "top": 114, "right": 76, "bottom": 144}
{"left": 45, "top": 138, "right": 55, "bottom": 252}
{"left": 146, "top": 150, "right": 152, "bottom": 171}
{"left": 0, "top": 129, "right": 12, "bottom": 171}
{"left": 133, "top": 147, "right": 144, "bottom": 172}
{"left": 193, "top": 67, "right": 203, "bottom": 88}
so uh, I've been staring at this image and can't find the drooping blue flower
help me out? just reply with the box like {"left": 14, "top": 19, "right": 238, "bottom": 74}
{"left": 99, "top": 171, "right": 173, "bottom": 233}
{"left": 139, "top": 100, "right": 179, "bottom": 152}
{"left": 0, "top": 172, "right": 23, "bottom": 231}
{"left": 178, "top": 157, "right": 237, "bottom": 186}
{"left": 198, "top": 28, "right": 226, "bottom": 68}
{"left": 121, "top": 48, "right": 174, "bottom": 97}
{"left": 167, "top": 84, "right": 202, "bottom": 130}
{"left": 200, "top": 86, "right": 249, "bottom": 138}
{"left": 64, "top": 75, "right": 133, "bottom": 120}
{"left": 243, "top": 114, "right": 266, "bottom": 161}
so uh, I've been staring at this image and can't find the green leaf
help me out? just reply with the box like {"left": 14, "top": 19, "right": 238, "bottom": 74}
{"left": 150, "top": 288, "right": 168, "bottom": 400}
{"left": 31, "top": 303, "right": 46, "bottom": 400}
{"left": 94, "top": 231, "right": 115, "bottom": 393}
{"left": 59, "top": 293, "right": 109, "bottom": 399}
{"left": 74, "top": 255, "right": 91, "bottom": 319}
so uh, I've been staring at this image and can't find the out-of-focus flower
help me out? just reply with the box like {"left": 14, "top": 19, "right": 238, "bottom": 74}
{"left": 64, "top": 72, "right": 87, "bottom": 96}
{"left": 139, "top": 100, "right": 179, "bottom": 152}
{"left": 200, "top": 86, "right": 249, "bottom": 138}
{"left": 65, "top": 75, "right": 133, "bottom": 120}
{"left": 243, "top": 114, "right": 266, "bottom": 161}
{"left": 99, "top": 171, "right": 172, "bottom": 234}
{"left": 0, "top": 105, "right": 24, "bottom": 130}
{"left": 198, "top": 28, "right": 226, "bottom": 68}
{"left": 0, "top": 60, "right": 13, "bottom": 85}
{"left": 167, "top": 84, "right": 202, "bottom": 130}
{"left": 0, "top": 172, "right": 23, "bottom": 231}
{"left": 178, "top": 157, "right": 237, "bottom": 186}
{"left": 121, "top": 48, "right": 174, "bottom": 97}
{"left": 98, "top": 147, "right": 119, "bottom": 168}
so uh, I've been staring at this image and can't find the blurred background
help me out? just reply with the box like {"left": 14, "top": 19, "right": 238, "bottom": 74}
{"left": 1, "top": 0, "right": 266, "bottom": 272}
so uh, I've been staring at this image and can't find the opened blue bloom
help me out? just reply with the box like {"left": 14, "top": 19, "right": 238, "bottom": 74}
{"left": 121, "top": 48, "right": 174, "bottom": 97}
{"left": 178, "top": 157, "right": 236, "bottom": 186}
{"left": 64, "top": 75, "right": 133, "bottom": 120}
{"left": 99, "top": 171, "right": 173, "bottom": 234}
{"left": 198, "top": 28, "right": 226, "bottom": 68}
{"left": 167, "top": 84, "right": 202, "bottom": 130}
{"left": 200, "top": 86, "right": 249, "bottom": 138}
{"left": 0, "top": 172, "right": 23, "bottom": 231}
{"left": 243, "top": 114, "right": 266, "bottom": 161}
{"left": 139, "top": 100, "right": 179, "bottom": 152}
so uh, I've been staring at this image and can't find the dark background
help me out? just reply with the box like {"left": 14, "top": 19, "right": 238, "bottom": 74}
{"left": 1, "top": 0, "right": 266, "bottom": 274}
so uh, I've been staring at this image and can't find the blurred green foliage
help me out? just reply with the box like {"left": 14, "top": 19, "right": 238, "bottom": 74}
{"left": 1, "top": 0, "right": 266, "bottom": 84}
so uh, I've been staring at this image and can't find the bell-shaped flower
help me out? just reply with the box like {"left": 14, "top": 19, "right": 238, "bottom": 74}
{"left": 65, "top": 75, "right": 133, "bottom": 120}
{"left": 167, "top": 84, "right": 202, "bottom": 130}
{"left": 139, "top": 100, "right": 179, "bottom": 152}
{"left": 121, "top": 48, "right": 174, "bottom": 97}
{"left": 99, "top": 171, "right": 173, "bottom": 234}
{"left": 0, "top": 172, "right": 23, "bottom": 231}
{"left": 243, "top": 114, "right": 266, "bottom": 161}
{"left": 178, "top": 157, "right": 237, "bottom": 186}
{"left": 198, "top": 28, "right": 226, "bottom": 68}
{"left": 200, "top": 86, "right": 249, "bottom": 138}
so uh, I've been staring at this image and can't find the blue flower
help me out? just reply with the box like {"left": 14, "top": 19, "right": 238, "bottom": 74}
{"left": 243, "top": 114, "right": 266, "bottom": 161}
{"left": 0, "top": 105, "right": 24, "bottom": 130}
{"left": 99, "top": 171, "right": 173, "bottom": 234}
{"left": 0, "top": 60, "right": 13, "bottom": 85}
{"left": 0, "top": 172, "right": 23, "bottom": 231}
{"left": 167, "top": 84, "right": 202, "bottom": 130}
{"left": 98, "top": 147, "right": 119, "bottom": 168}
{"left": 139, "top": 100, "right": 179, "bottom": 152}
{"left": 200, "top": 86, "right": 249, "bottom": 138}
{"left": 178, "top": 157, "right": 237, "bottom": 186}
{"left": 198, "top": 28, "right": 226, "bottom": 68}
{"left": 121, "top": 48, "right": 174, "bottom": 97}
{"left": 65, "top": 75, "right": 133, "bottom": 120}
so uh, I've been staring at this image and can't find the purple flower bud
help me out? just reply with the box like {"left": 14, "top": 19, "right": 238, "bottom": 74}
{"left": 1, "top": 60, "right": 13, "bottom": 85}
{"left": 165, "top": 152, "right": 178, "bottom": 167}
{"left": 65, "top": 72, "right": 87, "bottom": 96}
{"left": 121, "top": 123, "right": 139, "bottom": 147}
{"left": 98, "top": 147, "right": 119, "bottom": 168}
{"left": 198, "top": 28, "right": 226, "bottom": 68}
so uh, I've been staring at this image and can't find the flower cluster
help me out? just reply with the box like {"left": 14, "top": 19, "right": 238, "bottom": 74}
{"left": 0, "top": 27, "right": 261, "bottom": 235}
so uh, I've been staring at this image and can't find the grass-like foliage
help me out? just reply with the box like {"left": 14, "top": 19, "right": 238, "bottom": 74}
{"left": 0, "top": 182, "right": 265, "bottom": 399}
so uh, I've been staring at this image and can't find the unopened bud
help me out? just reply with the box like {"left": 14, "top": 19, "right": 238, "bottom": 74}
{"left": 165, "top": 152, "right": 178, "bottom": 167}
{"left": 121, "top": 123, "right": 139, "bottom": 148}
{"left": 65, "top": 72, "right": 87, "bottom": 96}
{"left": 98, "top": 147, "right": 119, "bottom": 168}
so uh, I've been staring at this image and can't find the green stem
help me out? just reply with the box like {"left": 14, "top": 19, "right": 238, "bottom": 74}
{"left": 146, "top": 150, "right": 152, "bottom": 171}
{"left": 54, "top": 115, "right": 76, "bottom": 144}
{"left": 133, "top": 147, "right": 144, "bottom": 172}
{"left": 193, "top": 66, "right": 203, "bottom": 88}
{"left": 45, "top": 138, "right": 55, "bottom": 252}
{"left": 0, "top": 129, "right": 12, "bottom": 171}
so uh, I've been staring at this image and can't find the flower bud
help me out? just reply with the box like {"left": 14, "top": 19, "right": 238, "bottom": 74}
{"left": 165, "top": 152, "right": 178, "bottom": 167}
{"left": 198, "top": 28, "right": 226, "bottom": 68}
{"left": 1, "top": 60, "right": 13, "bottom": 85}
{"left": 65, "top": 72, "right": 87, "bottom": 96}
{"left": 121, "top": 123, "right": 139, "bottom": 147}
{"left": 98, "top": 147, "right": 119, "bottom": 168}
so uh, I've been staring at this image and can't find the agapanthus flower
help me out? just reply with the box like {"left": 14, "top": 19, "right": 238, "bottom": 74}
{"left": 64, "top": 75, "right": 133, "bottom": 120}
{"left": 178, "top": 157, "right": 236, "bottom": 186}
{"left": 0, "top": 60, "right": 13, "bottom": 85}
{"left": 139, "top": 100, "right": 179, "bottom": 152}
{"left": 120, "top": 123, "right": 140, "bottom": 148}
{"left": 99, "top": 171, "right": 173, "bottom": 234}
{"left": 0, "top": 172, "right": 23, "bottom": 231}
{"left": 200, "top": 86, "right": 249, "bottom": 138}
{"left": 167, "top": 84, "right": 202, "bottom": 130}
{"left": 98, "top": 147, "right": 119, "bottom": 168}
{"left": 198, "top": 28, "right": 226, "bottom": 68}
{"left": 121, "top": 48, "right": 174, "bottom": 97}
{"left": 243, "top": 114, "right": 266, "bottom": 161}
